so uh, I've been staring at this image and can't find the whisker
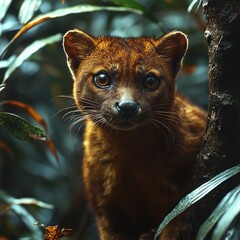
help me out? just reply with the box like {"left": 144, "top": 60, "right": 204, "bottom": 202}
{"left": 143, "top": 120, "right": 154, "bottom": 137}
{"left": 152, "top": 119, "right": 174, "bottom": 146}
{"left": 152, "top": 112, "right": 179, "bottom": 119}
{"left": 68, "top": 115, "right": 88, "bottom": 135}
{"left": 78, "top": 96, "right": 101, "bottom": 107}
{"left": 147, "top": 118, "right": 171, "bottom": 150}
{"left": 152, "top": 110, "right": 178, "bottom": 114}
{"left": 50, "top": 94, "right": 74, "bottom": 104}
{"left": 52, "top": 95, "right": 76, "bottom": 119}
{"left": 151, "top": 103, "right": 175, "bottom": 111}
{"left": 54, "top": 94, "right": 74, "bottom": 99}
{"left": 92, "top": 114, "right": 107, "bottom": 127}
{"left": 58, "top": 96, "right": 102, "bottom": 135}
{"left": 52, "top": 105, "right": 76, "bottom": 119}
{"left": 147, "top": 116, "right": 175, "bottom": 152}
{"left": 151, "top": 113, "right": 180, "bottom": 125}
{"left": 65, "top": 114, "right": 88, "bottom": 124}
{"left": 62, "top": 109, "right": 81, "bottom": 119}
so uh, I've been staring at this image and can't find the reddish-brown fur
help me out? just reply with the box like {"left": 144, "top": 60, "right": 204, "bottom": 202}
{"left": 63, "top": 30, "right": 206, "bottom": 239}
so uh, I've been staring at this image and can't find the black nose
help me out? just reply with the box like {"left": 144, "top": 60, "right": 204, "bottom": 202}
{"left": 115, "top": 101, "right": 139, "bottom": 119}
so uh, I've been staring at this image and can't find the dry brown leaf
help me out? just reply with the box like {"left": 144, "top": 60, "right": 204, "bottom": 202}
{"left": 0, "top": 236, "right": 9, "bottom": 240}
{"left": 181, "top": 64, "right": 197, "bottom": 75}
{"left": 0, "top": 140, "right": 14, "bottom": 158}
{"left": 35, "top": 222, "right": 72, "bottom": 240}
{"left": 45, "top": 225, "right": 72, "bottom": 240}
{"left": 45, "top": 140, "right": 59, "bottom": 161}
{"left": 0, "top": 203, "right": 11, "bottom": 213}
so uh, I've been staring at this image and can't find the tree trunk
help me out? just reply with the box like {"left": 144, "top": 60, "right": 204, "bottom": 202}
{"left": 193, "top": 0, "right": 240, "bottom": 236}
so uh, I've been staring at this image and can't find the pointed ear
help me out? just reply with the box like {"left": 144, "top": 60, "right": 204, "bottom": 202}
{"left": 155, "top": 31, "right": 188, "bottom": 77}
{"left": 63, "top": 29, "right": 95, "bottom": 79}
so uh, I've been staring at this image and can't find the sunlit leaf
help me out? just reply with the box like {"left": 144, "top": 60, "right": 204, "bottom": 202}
{"left": 211, "top": 186, "right": 240, "bottom": 240}
{"left": 0, "top": 4, "right": 143, "bottom": 59}
{"left": 188, "top": 0, "right": 202, "bottom": 13}
{"left": 12, "top": 198, "right": 53, "bottom": 209}
{"left": 196, "top": 186, "right": 240, "bottom": 240}
{"left": 0, "top": 84, "right": 5, "bottom": 92}
{"left": 0, "top": 0, "right": 12, "bottom": 22}
{"left": 3, "top": 33, "right": 62, "bottom": 82}
{"left": 0, "top": 189, "right": 53, "bottom": 210}
{"left": 18, "top": 0, "right": 42, "bottom": 24}
{"left": 154, "top": 164, "right": 240, "bottom": 240}
{"left": 0, "top": 198, "right": 53, "bottom": 213}
{"left": 0, "top": 55, "right": 16, "bottom": 69}
{"left": 0, "top": 112, "right": 46, "bottom": 142}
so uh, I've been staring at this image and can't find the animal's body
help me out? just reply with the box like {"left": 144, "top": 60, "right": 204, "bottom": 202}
{"left": 63, "top": 30, "right": 206, "bottom": 239}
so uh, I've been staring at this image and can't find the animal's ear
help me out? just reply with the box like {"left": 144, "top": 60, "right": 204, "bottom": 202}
{"left": 155, "top": 31, "right": 188, "bottom": 78}
{"left": 63, "top": 29, "right": 95, "bottom": 79}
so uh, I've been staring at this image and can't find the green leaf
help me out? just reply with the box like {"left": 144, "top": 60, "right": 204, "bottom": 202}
{"left": 0, "top": 4, "right": 143, "bottom": 59}
{"left": 0, "top": 189, "right": 51, "bottom": 239}
{"left": 0, "top": 112, "right": 46, "bottom": 142}
{"left": 0, "top": 190, "right": 53, "bottom": 211}
{"left": 0, "top": 55, "right": 16, "bottom": 69}
{"left": 154, "top": 164, "right": 240, "bottom": 240}
{"left": 197, "top": 186, "right": 240, "bottom": 240}
{"left": 0, "top": 84, "right": 6, "bottom": 92}
{"left": 211, "top": 186, "right": 240, "bottom": 240}
{"left": 105, "top": 0, "right": 159, "bottom": 23}
{"left": 105, "top": 0, "right": 145, "bottom": 11}
{"left": 188, "top": 0, "right": 202, "bottom": 13}
{"left": 9, "top": 205, "right": 42, "bottom": 239}
{"left": 31, "top": 4, "right": 143, "bottom": 22}
{"left": 0, "top": 0, "right": 12, "bottom": 21}
{"left": 18, "top": 0, "right": 42, "bottom": 24}
{"left": 3, "top": 33, "right": 62, "bottom": 82}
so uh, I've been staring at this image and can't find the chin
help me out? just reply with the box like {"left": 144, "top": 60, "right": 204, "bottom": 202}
{"left": 106, "top": 121, "right": 143, "bottom": 131}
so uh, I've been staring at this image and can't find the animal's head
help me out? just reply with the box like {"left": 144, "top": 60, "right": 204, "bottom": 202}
{"left": 63, "top": 30, "right": 188, "bottom": 131}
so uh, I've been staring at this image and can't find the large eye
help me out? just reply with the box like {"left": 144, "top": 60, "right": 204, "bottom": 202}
{"left": 94, "top": 71, "right": 112, "bottom": 88}
{"left": 142, "top": 74, "right": 160, "bottom": 91}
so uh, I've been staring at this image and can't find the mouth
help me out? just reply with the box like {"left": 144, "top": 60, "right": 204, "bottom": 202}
{"left": 104, "top": 118, "right": 144, "bottom": 131}
{"left": 100, "top": 109, "right": 149, "bottom": 131}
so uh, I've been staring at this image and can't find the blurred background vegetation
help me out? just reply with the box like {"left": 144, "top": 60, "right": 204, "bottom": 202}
{"left": 0, "top": 0, "right": 208, "bottom": 239}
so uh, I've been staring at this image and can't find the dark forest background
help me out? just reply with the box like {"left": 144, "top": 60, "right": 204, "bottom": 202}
{"left": 0, "top": 0, "right": 209, "bottom": 239}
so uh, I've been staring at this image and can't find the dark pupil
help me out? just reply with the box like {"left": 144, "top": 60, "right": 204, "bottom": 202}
{"left": 97, "top": 74, "right": 108, "bottom": 85}
{"left": 146, "top": 77, "right": 157, "bottom": 89}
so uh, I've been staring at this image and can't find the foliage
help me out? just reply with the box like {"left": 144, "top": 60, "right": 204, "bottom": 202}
{"left": 197, "top": 184, "right": 240, "bottom": 240}
{"left": 0, "top": 112, "right": 46, "bottom": 142}
{"left": 2, "top": 0, "right": 232, "bottom": 239}
{"left": 154, "top": 164, "right": 240, "bottom": 240}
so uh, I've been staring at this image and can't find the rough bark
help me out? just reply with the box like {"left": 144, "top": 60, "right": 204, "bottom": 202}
{"left": 193, "top": 0, "right": 240, "bottom": 236}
